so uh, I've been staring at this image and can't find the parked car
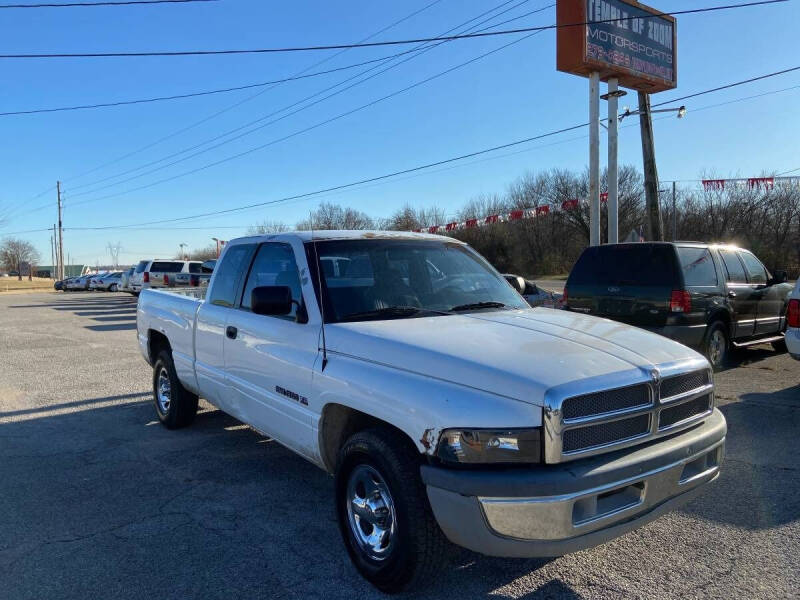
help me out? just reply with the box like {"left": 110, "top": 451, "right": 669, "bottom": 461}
{"left": 119, "top": 267, "right": 135, "bottom": 293}
{"left": 504, "top": 274, "right": 563, "bottom": 308}
{"left": 564, "top": 242, "right": 793, "bottom": 369}
{"left": 172, "top": 260, "right": 213, "bottom": 287}
{"left": 129, "top": 260, "right": 192, "bottom": 294}
{"left": 88, "top": 271, "right": 112, "bottom": 291}
{"left": 137, "top": 231, "right": 725, "bottom": 593}
{"left": 66, "top": 274, "right": 96, "bottom": 291}
{"left": 53, "top": 279, "right": 65, "bottom": 291}
{"left": 91, "top": 271, "right": 123, "bottom": 291}
{"left": 786, "top": 279, "right": 800, "bottom": 360}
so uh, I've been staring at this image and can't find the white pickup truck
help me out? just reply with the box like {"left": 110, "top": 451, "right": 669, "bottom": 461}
{"left": 137, "top": 231, "right": 726, "bottom": 593}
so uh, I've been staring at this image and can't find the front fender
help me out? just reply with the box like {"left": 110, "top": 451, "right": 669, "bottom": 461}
{"left": 314, "top": 351, "right": 542, "bottom": 459}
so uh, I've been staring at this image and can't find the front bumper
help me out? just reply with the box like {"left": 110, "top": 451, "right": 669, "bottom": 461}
{"left": 422, "top": 408, "right": 726, "bottom": 558}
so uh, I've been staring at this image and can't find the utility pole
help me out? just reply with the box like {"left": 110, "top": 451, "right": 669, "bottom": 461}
{"left": 637, "top": 92, "right": 663, "bottom": 241}
{"left": 50, "top": 229, "right": 56, "bottom": 279}
{"left": 672, "top": 181, "right": 677, "bottom": 241}
{"left": 57, "top": 181, "right": 65, "bottom": 280}
{"left": 602, "top": 79, "right": 626, "bottom": 245}
{"left": 588, "top": 72, "right": 601, "bottom": 247}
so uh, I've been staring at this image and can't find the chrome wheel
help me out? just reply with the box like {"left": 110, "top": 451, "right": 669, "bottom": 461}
{"left": 156, "top": 367, "right": 171, "bottom": 413}
{"left": 345, "top": 464, "right": 397, "bottom": 561}
{"left": 708, "top": 329, "right": 726, "bottom": 366}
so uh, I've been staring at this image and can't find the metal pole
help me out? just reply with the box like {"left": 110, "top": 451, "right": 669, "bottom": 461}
{"left": 607, "top": 78, "right": 619, "bottom": 245}
{"left": 672, "top": 181, "right": 677, "bottom": 241}
{"left": 57, "top": 181, "right": 65, "bottom": 280}
{"left": 638, "top": 92, "right": 663, "bottom": 241}
{"left": 589, "top": 72, "right": 601, "bottom": 247}
{"left": 50, "top": 230, "right": 55, "bottom": 280}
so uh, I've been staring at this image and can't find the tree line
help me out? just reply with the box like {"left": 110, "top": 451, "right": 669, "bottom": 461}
{"left": 243, "top": 165, "right": 800, "bottom": 278}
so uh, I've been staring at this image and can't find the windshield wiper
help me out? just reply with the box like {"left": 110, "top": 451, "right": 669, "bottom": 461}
{"left": 448, "top": 301, "right": 507, "bottom": 312}
{"left": 340, "top": 306, "right": 438, "bottom": 322}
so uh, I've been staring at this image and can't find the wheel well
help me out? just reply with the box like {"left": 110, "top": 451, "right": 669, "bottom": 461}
{"left": 147, "top": 330, "right": 171, "bottom": 365}
{"left": 319, "top": 404, "right": 419, "bottom": 473}
{"left": 708, "top": 311, "right": 731, "bottom": 335}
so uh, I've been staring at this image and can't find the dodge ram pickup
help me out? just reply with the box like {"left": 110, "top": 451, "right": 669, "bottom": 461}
{"left": 137, "top": 231, "right": 726, "bottom": 593}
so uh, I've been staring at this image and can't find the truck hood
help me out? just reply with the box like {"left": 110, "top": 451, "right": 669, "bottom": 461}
{"left": 325, "top": 308, "right": 707, "bottom": 405}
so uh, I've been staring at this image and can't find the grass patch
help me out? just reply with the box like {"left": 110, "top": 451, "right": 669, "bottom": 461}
{"left": 0, "top": 277, "right": 56, "bottom": 293}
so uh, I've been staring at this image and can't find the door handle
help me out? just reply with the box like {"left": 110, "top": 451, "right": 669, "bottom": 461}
{"left": 226, "top": 326, "right": 238, "bottom": 339}
{"left": 727, "top": 291, "right": 736, "bottom": 298}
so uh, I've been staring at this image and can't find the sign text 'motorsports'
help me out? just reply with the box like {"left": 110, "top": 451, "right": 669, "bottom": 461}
{"left": 557, "top": 0, "right": 677, "bottom": 92}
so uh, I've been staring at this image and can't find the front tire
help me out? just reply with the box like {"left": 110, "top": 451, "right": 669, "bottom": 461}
{"left": 110, "top": 283, "right": 118, "bottom": 292}
{"left": 335, "top": 428, "right": 447, "bottom": 594}
{"left": 152, "top": 350, "right": 198, "bottom": 429}
{"left": 704, "top": 321, "right": 730, "bottom": 370}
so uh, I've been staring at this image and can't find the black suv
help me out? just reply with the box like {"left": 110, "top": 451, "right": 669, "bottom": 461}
{"left": 564, "top": 242, "right": 793, "bottom": 368}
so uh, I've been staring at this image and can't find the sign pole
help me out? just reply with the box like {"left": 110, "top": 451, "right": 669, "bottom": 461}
{"left": 589, "top": 71, "right": 600, "bottom": 247}
{"left": 607, "top": 77, "right": 620, "bottom": 245}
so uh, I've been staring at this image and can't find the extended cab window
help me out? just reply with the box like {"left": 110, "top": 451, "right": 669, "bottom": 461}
{"left": 739, "top": 251, "right": 768, "bottom": 284}
{"left": 208, "top": 244, "right": 255, "bottom": 308}
{"left": 677, "top": 247, "right": 717, "bottom": 287}
{"left": 720, "top": 250, "right": 747, "bottom": 283}
{"left": 241, "top": 243, "right": 303, "bottom": 319}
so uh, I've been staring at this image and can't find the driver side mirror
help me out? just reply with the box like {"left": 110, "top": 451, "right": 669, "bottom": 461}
{"left": 251, "top": 286, "right": 293, "bottom": 316}
{"left": 503, "top": 274, "right": 526, "bottom": 294}
{"left": 769, "top": 270, "right": 787, "bottom": 286}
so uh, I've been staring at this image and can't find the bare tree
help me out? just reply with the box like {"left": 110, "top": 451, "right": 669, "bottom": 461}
{"left": 296, "top": 202, "right": 374, "bottom": 230}
{"left": 247, "top": 220, "right": 289, "bottom": 235}
{"left": 0, "top": 238, "right": 41, "bottom": 281}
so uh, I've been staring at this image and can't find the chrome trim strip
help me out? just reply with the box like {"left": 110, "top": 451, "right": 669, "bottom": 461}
{"left": 659, "top": 383, "right": 714, "bottom": 405}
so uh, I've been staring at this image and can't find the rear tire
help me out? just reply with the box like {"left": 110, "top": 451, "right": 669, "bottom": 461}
{"left": 335, "top": 428, "right": 447, "bottom": 594}
{"left": 152, "top": 350, "right": 198, "bottom": 429}
{"left": 704, "top": 321, "right": 730, "bottom": 370}
{"left": 110, "top": 283, "right": 118, "bottom": 292}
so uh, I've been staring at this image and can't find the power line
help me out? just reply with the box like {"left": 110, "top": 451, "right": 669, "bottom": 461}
{"left": 0, "top": 1, "right": 785, "bottom": 59}
{"left": 62, "top": 72, "right": 800, "bottom": 231}
{"left": 64, "top": 0, "right": 545, "bottom": 196}
{"left": 57, "top": 0, "right": 447, "bottom": 184}
{"left": 0, "top": 0, "right": 215, "bottom": 7}
{"left": 66, "top": 28, "right": 548, "bottom": 206}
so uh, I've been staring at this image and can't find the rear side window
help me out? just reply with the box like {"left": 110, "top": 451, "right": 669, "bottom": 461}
{"left": 188, "top": 262, "right": 203, "bottom": 274}
{"left": 150, "top": 261, "right": 185, "bottom": 273}
{"left": 720, "top": 250, "right": 747, "bottom": 283}
{"left": 208, "top": 244, "right": 255, "bottom": 308}
{"left": 739, "top": 252, "right": 768, "bottom": 284}
{"left": 568, "top": 245, "right": 676, "bottom": 286}
{"left": 135, "top": 260, "right": 149, "bottom": 274}
{"left": 677, "top": 247, "right": 717, "bottom": 287}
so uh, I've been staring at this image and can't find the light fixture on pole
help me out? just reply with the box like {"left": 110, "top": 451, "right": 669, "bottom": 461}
{"left": 620, "top": 105, "right": 687, "bottom": 122}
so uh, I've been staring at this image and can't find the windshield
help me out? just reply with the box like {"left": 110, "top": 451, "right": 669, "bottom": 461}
{"left": 310, "top": 239, "right": 527, "bottom": 323}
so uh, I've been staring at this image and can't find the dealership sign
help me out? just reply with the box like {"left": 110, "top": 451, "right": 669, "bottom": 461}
{"left": 557, "top": 0, "right": 677, "bottom": 92}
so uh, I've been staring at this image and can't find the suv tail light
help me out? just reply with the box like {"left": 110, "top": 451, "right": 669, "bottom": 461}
{"left": 163, "top": 274, "right": 170, "bottom": 285}
{"left": 562, "top": 287, "right": 569, "bottom": 307}
{"left": 190, "top": 274, "right": 199, "bottom": 287}
{"left": 143, "top": 272, "right": 150, "bottom": 283}
{"left": 788, "top": 299, "right": 800, "bottom": 328}
{"left": 670, "top": 290, "right": 692, "bottom": 313}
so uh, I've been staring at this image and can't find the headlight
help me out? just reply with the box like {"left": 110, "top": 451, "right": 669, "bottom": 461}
{"left": 435, "top": 428, "right": 541, "bottom": 464}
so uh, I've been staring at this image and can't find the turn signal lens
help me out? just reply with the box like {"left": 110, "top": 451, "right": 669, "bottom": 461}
{"left": 143, "top": 272, "right": 150, "bottom": 283}
{"left": 787, "top": 299, "right": 800, "bottom": 328}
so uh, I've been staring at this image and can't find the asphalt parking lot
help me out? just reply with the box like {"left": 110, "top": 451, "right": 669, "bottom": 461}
{"left": 1, "top": 292, "right": 798, "bottom": 599}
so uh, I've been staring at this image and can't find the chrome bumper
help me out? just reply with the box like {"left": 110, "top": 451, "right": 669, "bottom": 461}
{"left": 422, "top": 409, "right": 725, "bottom": 557}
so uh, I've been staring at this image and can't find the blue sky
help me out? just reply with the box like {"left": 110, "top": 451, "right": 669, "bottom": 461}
{"left": 1, "top": 0, "right": 798, "bottom": 267}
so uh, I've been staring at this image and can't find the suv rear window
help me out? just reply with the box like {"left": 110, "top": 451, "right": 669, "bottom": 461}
{"left": 135, "top": 260, "right": 149, "bottom": 274}
{"left": 188, "top": 262, "right": 203, "bottom": 274}
{"left": 149, "top": 261, "right": 185, "bottom": 273}
{"left": 568, "top": 245, "right": 677, "bottom": 287}
{"left": 677, "top": 247, "right": 718, "bottom": 287}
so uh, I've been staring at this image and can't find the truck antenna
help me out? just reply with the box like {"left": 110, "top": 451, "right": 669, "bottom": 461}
{"left": 310, "top": 218, "right": 328, "bottom": 371}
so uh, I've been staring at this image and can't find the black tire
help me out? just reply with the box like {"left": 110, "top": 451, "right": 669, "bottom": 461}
{"left": 109, "top": 283, "right": 118, "bottom": 292}
{"left": 704, "top": 321, "right": 730, "bottom": 370}
{"left": 335, "top": 428, "right": 447, "bottom": 594}
{"left": 152, "top": 350, "right": 198, "bottom": 429}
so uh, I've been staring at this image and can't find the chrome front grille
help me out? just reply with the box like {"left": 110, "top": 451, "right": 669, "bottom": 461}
{"left": 660, "top": 370, "right": 710, "bottom": 400}
{"left": 561, "top": 384, "right": 651, "bottom": 421}
{"left": 562, "top": 414, "right": 651, "bottom": 452}
{"left": 543, "top": 360, "right": 715, "bottom": 463}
